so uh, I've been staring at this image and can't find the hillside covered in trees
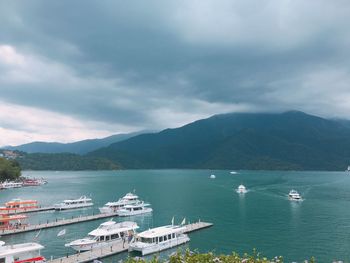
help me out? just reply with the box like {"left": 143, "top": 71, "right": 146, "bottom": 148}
{"left": 0, "top": 157, "right": 21, "bottom": 181}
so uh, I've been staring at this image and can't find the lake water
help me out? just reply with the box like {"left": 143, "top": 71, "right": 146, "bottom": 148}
{"left": 1, "top": 170, "right": 350, "bottom": 262}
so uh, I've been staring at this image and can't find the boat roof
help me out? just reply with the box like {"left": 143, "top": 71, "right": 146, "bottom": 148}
{"left": 63, "top": 196, "right": 92, "bottom": 202}
{"left": 0, "top": 242, "right": 44, "bottom": 257}
{"left": 137, "top": 225, "right": 186, "bottom": 238}
{"left": 0, "top": 214, "right": 27, "bottom": 222}
{"left": 123, "top": 193, "right": 138, "bottom": 199}
{"left": 89, "top": 221, "right": 139, "bottom": 236}
{"left": 6, "top": 199, "right": 38, "bottom": 205}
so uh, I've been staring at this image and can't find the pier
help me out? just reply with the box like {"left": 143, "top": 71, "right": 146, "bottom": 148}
{"left": 47, "top": 221, "right": 213, "bottom": 263}
{"left": 0, "top": 212, "right": 119, "bottom": 236}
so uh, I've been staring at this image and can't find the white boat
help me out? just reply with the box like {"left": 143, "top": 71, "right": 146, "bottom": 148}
{"left": 347, "top": 166, "right": 350, "bottom": 172}
{"left": 288, "top": 190, "right": 302, "bottom": 201}
{"left": 117, "top": 202, "right": 152, "bottom": 217}
{"left": 0, "top": 241, "right": 45, "bottom": 263}
{"left": 99, "top": 192, "right": 140, "bottom": 214}
{"left": 129, "top": 224, "right": 190, "bottom": 256}
{"left": 230, "top": 171, "right": 238, "bottom": 174}
{"left": 209, "top": 174, "right": 216, "bottom": 179}
{"left": 54, "top": 196, "right": 93, "bottom": 210}
{"left": 1, "top": 181, "right": 23, "bottom": 189}
{"left": 65, "top": 221, "right": 138, "bottom": 251}
{"left": 236, "top": 184, "right": 247, "bottom": 194}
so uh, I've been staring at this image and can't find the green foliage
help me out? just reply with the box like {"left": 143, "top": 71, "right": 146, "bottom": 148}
{"left": 17, "top": 153, "right": 119, "bottom": 171}
{"left": 123, "top": 250, "right": 284, "bottom": 263}
{"left": 0, "top": 157, "right": 21, "bottom": 181}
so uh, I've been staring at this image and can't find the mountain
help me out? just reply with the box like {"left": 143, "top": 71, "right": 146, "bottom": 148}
{"left": 17, "top": 152, "right": 119, "bottom": 171}
{"left": 5, "top": 131, "right": 148, "bottom": 155}
{"left": 89, "top": 111, "right": 350, "bottom": 170}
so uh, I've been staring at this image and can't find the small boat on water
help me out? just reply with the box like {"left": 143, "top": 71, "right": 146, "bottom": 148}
{"left": 346, "top": 166, "right": 350, "bottom": 172}
{"left": 0, "top": 241, "right": 45, "bottom": 263}
{"left": 236, "top": 184, "right": 247, "bottom": 194}
{"left": 54, "top": 196, "right": 93, "bottom": 210}
{"left": 99, "top": 192, "right": 140, "bottom": 214}
{"left": 288, "top": 190, "right": 302, "bottom": 201}
{"left": 209, "top": 174, "right": 216, "bottom": 179}
{"left": 65, "top": 220, "right": 138, "bottom": 251}
{"left": 0, "top": 199, "right": 39, "bottom": 215}
{"left": 117, "top": 202, "right": 152, "bottom": 217}
{"left": 230, "top": 171, "right": 238, "bottom": 174}
{"left": 129, "top": 224, "right": 190, "bottom": 256}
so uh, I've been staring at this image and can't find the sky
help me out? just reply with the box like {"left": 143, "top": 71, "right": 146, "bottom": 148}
{"left": 1, "top": 0, "right": 350, "bottom": 146}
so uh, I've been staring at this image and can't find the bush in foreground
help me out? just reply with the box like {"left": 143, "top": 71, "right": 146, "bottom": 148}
{"left": 123, "top": 250, "right": 293, "bottom": 263}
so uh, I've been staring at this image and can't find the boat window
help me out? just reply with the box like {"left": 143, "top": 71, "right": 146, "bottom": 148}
{"left": 0, "top": 258, "right": 5, "bottom": 263}
{"left": 100, "top": 236, "right": 105, "bottom": 241}
{"left": 172, "top": 233, "right": 175, "bottom": 238}
{"left": 159, "top": 236, "right": 163, "bottom": 242}
{"left": 140, "top": 237, "right": 152, "bottom": 243}
{"left": 111, "top": 234, "right": 119, "bottom": 239}
{"left": 164, "top": 235, "right": 167, "bottom": 241}
{"left": 168, "top": 234, "right": 172, "bottom": 240}
{"left": 106, "top": 236, "right": 110, "bottom": 241}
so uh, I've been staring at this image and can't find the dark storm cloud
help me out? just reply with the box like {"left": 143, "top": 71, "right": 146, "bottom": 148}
{"left": 1, "top": 0, "right": 350, "bottom": 137}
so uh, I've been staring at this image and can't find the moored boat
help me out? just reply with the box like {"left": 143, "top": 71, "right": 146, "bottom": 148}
{"left": 0, "top": 199, "right": 39, "bottom": 215}
{"left": 0, "top": 241, "right": 45, "bottom": 263}
{"left": 99, "top": 192, "right": 140, "bottom": 214}
{"left": 129, "top": 224, "right": 190, "bottom": 256}
{"left": 54, "top": 196, "right": 93, "bottom": 210}
{"left": 1, "top": 181, "right": 23, "bottom": 189}
{"left": 117, "top": 202, "right": 152, "bottom": 217}
{"left": 65, "top": 220, "right": 138, "bottom": 251}
{"left": 0, "top": 214, "right": 27, "bottom": 230}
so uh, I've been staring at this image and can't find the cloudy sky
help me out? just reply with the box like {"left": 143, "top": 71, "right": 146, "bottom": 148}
{"left": 1, "top": 0, "right": 350, "bottom": 146}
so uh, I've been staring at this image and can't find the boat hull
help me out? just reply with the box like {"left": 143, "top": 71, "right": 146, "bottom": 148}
{"left": 67, "top": 239, "right": 123, "bottom": 252}
{"left": 117, "top": 208, "right": 152, "bottom": 217}
{"left": 54, "top": 203, "right": 93, "bottom": 211}
{"left": 129, "top": 235, "right": 189, "bottom": 256}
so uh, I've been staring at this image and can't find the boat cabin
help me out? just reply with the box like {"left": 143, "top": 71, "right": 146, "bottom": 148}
{"left": 0, "top": 241, "right": 45, "bottom": 263}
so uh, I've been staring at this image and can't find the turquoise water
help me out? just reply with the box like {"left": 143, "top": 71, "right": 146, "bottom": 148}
{"left": 1, "top": 170, "right": 350, "bottom": 262}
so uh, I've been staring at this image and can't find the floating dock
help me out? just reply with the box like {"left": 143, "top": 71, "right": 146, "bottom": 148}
{"left": 0, "top": 212, "right": 119, "bottom": 236}
{"left": 47, "top": 221, "right": 213, "bottom": 263}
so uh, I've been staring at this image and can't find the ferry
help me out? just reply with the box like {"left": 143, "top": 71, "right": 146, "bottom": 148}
{"left": 65, "top": 221, "right": 138, "bottom": 251}
{"left": 288, "top": 190, "right": 302, "bottom": 201}
{"left": 236, "top": 184, "right": 247, "bottom": 194}
{"left": 22, "top": 178, "right": 47, "bottom": 187}
{"left": 0, "top": 214, "right": 27, "bottom": 230}
{"left": 99, "top": 192, "right": 140, "bottom": 214}
{"left": 117, "top": 202, "right": 153, "bottom": 217}
{"left": 1, "top": 181, "right": 23, "bottom": 189}
{"left": 54, "top": 196, "right": 93, "bottom": 210}
{"left": 0, "top": 199, "right": 39, "bottom": 215}
{"left": 0, "top": 241, "right": 45, "bottom": 263}
{"left": 129, "top": 224, "right": 190, "bottom": 256}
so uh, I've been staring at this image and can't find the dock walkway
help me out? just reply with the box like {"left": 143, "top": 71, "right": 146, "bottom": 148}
{"left": 47, "top": 221, "right": 213, "bottom": 263}
{"left": 0, "top": 213, "right": 118, "bottom": 236}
